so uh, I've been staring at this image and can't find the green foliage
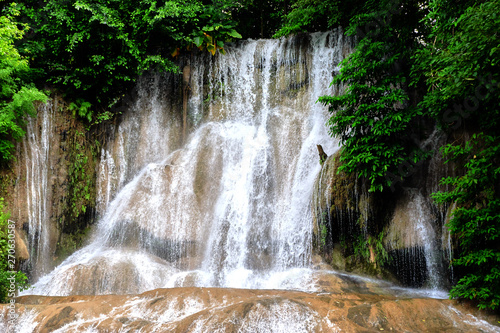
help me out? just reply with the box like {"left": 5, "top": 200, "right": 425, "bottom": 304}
{"left": 274, "top": 0, "right": 364, "bottom": 37}
{"left": 65, "top": 132, "right": 98, "bottom": 224}
{"left": 320, "top": 0, "right": 499, "bottom": 311}
{"left": 433, "top": 134, "right": 500, "bottom": 310}
{"left": 319, "top": 0, "right": 427, "bottom": 192}
{"left": 0, "top": 4, "right": 47, "bottom": 164}
{"left": 353, "top": 235, "right": 369, "bottom": 261}
{"left": 189, "top": 1, "right": 242, "bottom": 56}
{"left": 319, "top": 212, "right": 328, "bottom": 248}
{"left": 370, "top": 232, "right": 389, "bottom": 267}
{"left": 0, "top": 198, "right": 29, "bottom": 303}
{"left": 18, "top": 0, "right": 242, "bottom": 114}
{"left": 92, "top": 110, "right": 114, "bottom": 125}
{"left": 353, "top": 232, "right": 389, "bottom": 268}
{"left": 415, "top": 0, "right": 500, "bottom": 130}
{"left": 418, "top": 0, "right": 500, "bottom": 311}
{"left": 69, "top": 99, "right": 92, "bottom": 123}
{"left": 225, "top": 0, "right": 289, "bottom": 39}
{"left": 68, "top": 146, "right": 91, "bottom": 217}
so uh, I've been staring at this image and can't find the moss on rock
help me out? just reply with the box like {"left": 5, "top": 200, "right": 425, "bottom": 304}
{"left": 312, "top": 149, "right": 395, "bottom": 279}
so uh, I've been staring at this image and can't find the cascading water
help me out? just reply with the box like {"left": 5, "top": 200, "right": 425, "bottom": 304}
{"left": 423, "top": 127, "right": 456, "bottom": 286}
{"left": 385, "top": 188, "right": 448, "bottom": 294}
{"left": 8, "top": 31, "right": 500, "bottom": 333}
{"left": 406, "top": 190, "right": 444, "bottom": 289}
{"left": 97, "top": 74, "right": 181, "bottom": 212}
{"left": 21, "top": 101, "right": 57, "bottom": 280}
{"left": 24, "top": 31, "right": 353, "bottom": 296}
{"left": 384, "top": 128, "right": 453, "bottom": 292}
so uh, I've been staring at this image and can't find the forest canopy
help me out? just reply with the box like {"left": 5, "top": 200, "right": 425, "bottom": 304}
{"left": 5, "top": 0, "right": 366, "bottom": 113}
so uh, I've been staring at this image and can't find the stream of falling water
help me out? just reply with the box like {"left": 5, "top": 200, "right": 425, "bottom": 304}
{"left": 405, "top": 189, "right": 444, "bottom": 290}
{"left": 24, "top": 31, "right": 352, "bottom": 296}
{"left": 22, "top": 101, "right": 56, "bottom": 280}
{"left": 7, "top": 29, "right": 500, "bottom": 333}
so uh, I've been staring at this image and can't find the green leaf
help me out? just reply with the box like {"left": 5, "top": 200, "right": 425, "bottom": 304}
{"left": 226, "top": 29, "right": 242, "bottom": 39}
{"left": 193, "top": 36, "right": 203, "bottom": 47}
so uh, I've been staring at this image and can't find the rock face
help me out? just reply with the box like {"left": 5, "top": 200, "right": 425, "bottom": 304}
{"left": 14, "top": 231, "right": 29, "bottom": 263}
{"left": 312, "top": 151, "right": 394, "bottom": 278}
{"left": 23, "top": 31, "right": 359, "bottom": 297}
{"left": 312, "top": 129, "right": 464, "bottom": 290}
{"left": 3, "top": 287, "right": 499, "bottom": 332}
{"left": 2, "top": 97, "right": 100, "bottom": 281}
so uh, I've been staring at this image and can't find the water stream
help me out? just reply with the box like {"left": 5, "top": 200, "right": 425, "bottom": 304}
{"left": 21, "top": 101, "right": 56, "bottom": 280}
{"left": 20, "top": 29, "right": 455, "bottom": 300}
{"left": 9, "top": 30, "right": 500, "bottom": 333}
{"left": 24, "top": 31, "right": 352, "bottom": 296}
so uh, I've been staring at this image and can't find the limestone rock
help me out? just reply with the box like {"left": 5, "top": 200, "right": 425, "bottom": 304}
{"left": 4, "top": 287, "right": 499, "bottom": 332}
{"left": 15, "top": 231, "right": 29, "bottom": 262}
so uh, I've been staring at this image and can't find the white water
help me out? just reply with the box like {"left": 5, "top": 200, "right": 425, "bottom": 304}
{"left": 24, "top": 31, "right": 352, "bottom": 296}
{"left": 411, "top": 191, "right": 443, "bottom": 289}
{"left": 8, "top": 31, "right": 500, "bottom": 333}
{"left": 386, "top": 188, "right": 446, "bottom": 292}
{"left": 22, "top": 101, "right": 56, "bottom": 279}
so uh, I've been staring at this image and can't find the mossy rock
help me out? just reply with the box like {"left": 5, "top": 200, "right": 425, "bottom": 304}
{"left": 312, "top": 150, "right": 398, "bottom": 282}
{"left": 313, "top": 150, "right": 380, "bottom": 251}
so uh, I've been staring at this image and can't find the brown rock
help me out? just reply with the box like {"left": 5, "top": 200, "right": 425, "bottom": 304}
{"left": 4, "top": 287, "right": 499, "bottom": 332}
{"left": 15, "top": 232, "right": 29, "bottom": 262}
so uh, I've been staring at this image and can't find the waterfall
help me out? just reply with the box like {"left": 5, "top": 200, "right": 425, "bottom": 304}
{"left": 24, "top": 31, "right": 352, "bottom": 296}
{"left": 96, "top": 74, "right": 179, "bottom": 212}
{"left": 21, "top": 101, "right": 57, "bottom": 279}
{"left": 385, "top": 189, "right": 447, "bottom": 293}
{"left": 409, "top": 190, "right": 443, "bottom": 289}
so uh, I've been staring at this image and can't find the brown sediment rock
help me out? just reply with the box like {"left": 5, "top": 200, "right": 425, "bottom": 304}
{"left": 312, "top": 151, "right": 395, "bottom": 280}
{"left": 5, "top": 96, "right": 101, "bottom": 279}
{"left": 15, "top": 231, "right": 29, "bottom": 262}
{"left": 3, "top": 287, "right": 499, "bottom": 332}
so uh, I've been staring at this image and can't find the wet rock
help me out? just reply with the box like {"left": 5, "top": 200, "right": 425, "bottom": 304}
{"left": 15, "top": 231, "right": 29, "bottom": 262}
{"left": 3, "top": 287, "right": 499, "bottom": 332}
{"left": 347, "top": 304, "right": 371, "bottom": 328}
{"left": 312, "top": 151, "right": 394, "bottom": 279}
{"left": 43, "top": 306, "right": 75, "bottom": 332}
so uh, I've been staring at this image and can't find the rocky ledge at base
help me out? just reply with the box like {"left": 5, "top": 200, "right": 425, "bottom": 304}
{"left": 2, "top": 285, "right": 500, "bottom": 333}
